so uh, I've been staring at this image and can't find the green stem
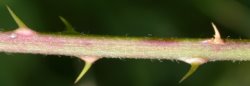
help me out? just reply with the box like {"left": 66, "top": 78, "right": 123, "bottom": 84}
{"left": 0, "top": 31, "right": 250, "bottom": 61}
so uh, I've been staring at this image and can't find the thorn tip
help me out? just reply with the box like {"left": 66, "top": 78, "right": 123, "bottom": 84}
{"left": 211, "top": 22, "right": 220, "bottom": 39}
{"left": 59, "top": 16, "right": 78, "bottom": 34}
{"left": 6, "top": 5, "right": 28, "bottom": 28}
{"left": 211, "top": 22, "right": 224, "bottom": 44}
{"left": 74, "top": 61, "right": 93, "bottom": 84}
{"left": 179, "top": 58, "right": 208, "bottom": 83}
{"left": 179, "top": 63, "right": 201, "bottom": 83}
{"left": 74, "top": 56, "right": 100, "bottom": 84}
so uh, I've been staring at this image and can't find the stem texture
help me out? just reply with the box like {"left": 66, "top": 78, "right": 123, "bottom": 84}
{"left": 0, "top": 31, "right": 249, "bottom": 61}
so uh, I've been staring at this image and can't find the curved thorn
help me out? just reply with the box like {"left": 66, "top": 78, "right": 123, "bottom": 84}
{"left": 211, "top": 22, "right": 221, "bottom": 40}
{"left": 74, "top": 56, "right": 100, "bottom": 84}
{"left": 74, "top": 61, "right": 93, "bottom": 84}
{"left": 59, "top": 16, "right": 78, "bottom": 34}
{"left": 179, "top": 63, "right": 201, "bottom": 83}
{"left": 211, "top": 22, "right": 224, "bottom": 44}
{"left": 6, "top": 5, "right": 27, "bottom": 28}
{"left": 179, "top": 58, "right": 208, "bottom": 83}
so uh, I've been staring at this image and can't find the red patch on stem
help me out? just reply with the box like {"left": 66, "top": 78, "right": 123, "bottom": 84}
{"left": 142, "top": 39, "right": 178, "bottom": 46}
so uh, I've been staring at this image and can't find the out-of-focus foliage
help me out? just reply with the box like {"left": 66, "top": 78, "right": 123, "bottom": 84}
{"left": 0, "top": 0, "right": 250, "bottom": 86}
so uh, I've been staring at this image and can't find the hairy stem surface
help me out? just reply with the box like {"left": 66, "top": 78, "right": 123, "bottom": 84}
{"left": 0, "top": 31, "right": 249, "bottom": 61}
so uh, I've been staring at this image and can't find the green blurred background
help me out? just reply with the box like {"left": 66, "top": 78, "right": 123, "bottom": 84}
{"left": 1, "top": 0, "right": 250, "bottom": 86}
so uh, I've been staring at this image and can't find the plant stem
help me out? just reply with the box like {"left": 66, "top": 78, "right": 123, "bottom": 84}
{"left": 0, "top": 31, "right": 250, "bottom": 61}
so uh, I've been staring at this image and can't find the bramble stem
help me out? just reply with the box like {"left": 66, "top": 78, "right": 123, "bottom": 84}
{"left": 0, "top": 31, "right": 250, "bottom": 61}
